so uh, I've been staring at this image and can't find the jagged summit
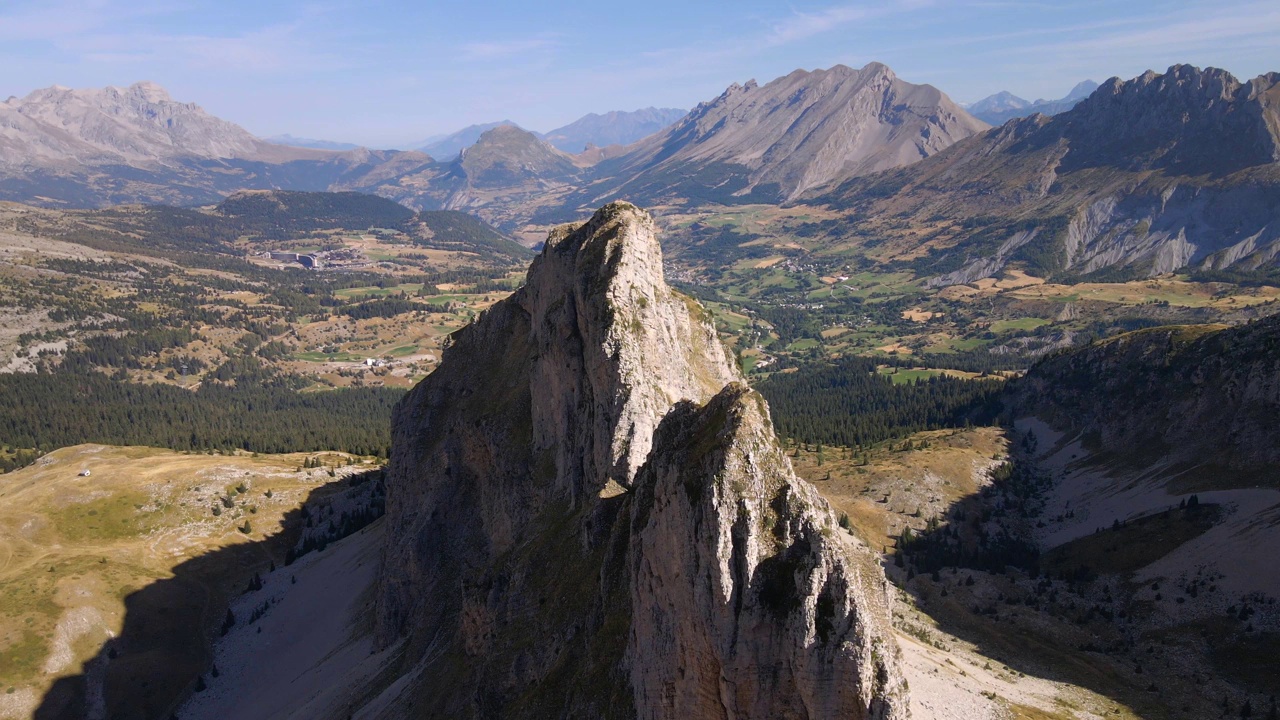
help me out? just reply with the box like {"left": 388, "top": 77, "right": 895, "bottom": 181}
{"left": 1060, "top": 64, "right": 1280, "bottom": 173}
{"left": 372, "top": 202, "right": 906, "bottom": 718}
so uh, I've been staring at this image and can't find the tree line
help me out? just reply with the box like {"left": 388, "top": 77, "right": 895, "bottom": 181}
{"left": 0, "top": 370, "right": 403, "bottom": 463}
{"left": 757, "top": 355, "right": 1001, "bottom": 448}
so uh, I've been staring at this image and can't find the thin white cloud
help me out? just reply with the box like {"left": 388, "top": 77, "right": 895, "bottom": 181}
{"left": 459, "top": 37, "right": 557, "bottom": 61}
{"left": 0, "top": 0, "right": 358, "bottom": 78}
{"left": 1034, "top": 1, "right": 1280, "bottom": 57}
{"left": 766, "top": 0, "right": 935, "bottom": 46}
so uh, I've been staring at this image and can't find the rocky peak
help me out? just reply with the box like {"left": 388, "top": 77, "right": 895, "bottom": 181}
{"left": 520, "top": 202, "right": 741, "bottom": 496}
{"left": 458, "top": 124, "right": 581, "bottom": 187}
{"left": 1062, "top": 79, "right": 1100, "bottom": 102}
{"left": 125, "top": 80, "right": 172, "bottom": 103}
{"left": 372, "top": 202, "right": 906, "bottom": 718}
{"left": 597, "top": 61, "right": 987, "bottom": 204}
{"left": 1059, "top": 64, "right": 1280, "bottom": 173}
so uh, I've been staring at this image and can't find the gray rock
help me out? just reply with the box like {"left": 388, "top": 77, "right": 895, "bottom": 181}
{"left": 372, "top": 202, "right": 906, "bottom": 718}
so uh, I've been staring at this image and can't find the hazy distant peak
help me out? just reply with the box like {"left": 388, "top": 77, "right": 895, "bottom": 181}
{"left": 541, "top": 107, "right": 687, "bottom": 152}
{"left": 266, "top": 134, "right": 362, "bottom": 151}
{"left": 969, "top": 79, "right": 1100, "bottom": 125}
{"left": 1064, "top": 79, "right": 1099, "bottom": 101}
{"left": 418, "top": 120, "right": 521, "bottom": 159}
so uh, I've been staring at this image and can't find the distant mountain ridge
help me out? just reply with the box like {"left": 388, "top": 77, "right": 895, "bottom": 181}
{"left": 265, "top": 134, "right": 361, "bottom": 151}
{"left": 0, "top": 81, "right": 294, "bottom": 166}
{"left": 540, "top": 107, "right": 686, "bottom": 152}
{"left": 819, "top": 65, "right": 1280, "bottom": 282}
{"left": 968, "top": 80, "right": 1099, "bottom": 125}
{"left": 417, "top": 108, "right": 688, "bottom": 158}
{"left": 573, "top": 62, "right": 989, "bottom": 206}
{"left": 418, "top": 120, "right": 520, "bottom": 159}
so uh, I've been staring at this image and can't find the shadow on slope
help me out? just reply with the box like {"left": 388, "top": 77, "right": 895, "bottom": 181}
{"left": 887, "top": 433, "right": 1280, "bottom": 718}
{"left": 33, "top": 468, "right": 385, "bottom": 720}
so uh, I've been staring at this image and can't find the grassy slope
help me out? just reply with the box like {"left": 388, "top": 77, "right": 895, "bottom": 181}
{"left": 0, "top": 444, "right": 374, "bottom": 717}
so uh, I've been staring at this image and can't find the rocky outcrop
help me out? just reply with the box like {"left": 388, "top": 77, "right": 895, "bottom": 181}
{"left": 372, "top": 202, "right": 906, "bottom": 718}
{"left": 629, "top": 384, "right": 904, "bottom": 719}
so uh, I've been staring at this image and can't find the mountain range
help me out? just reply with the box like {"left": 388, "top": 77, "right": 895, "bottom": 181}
{"left": 415, "top": 108, "right": 687, "bottom": 158}
{"left": 264, "top": 134, "right": 362, "bottom": 151}
{"left": 538, "top": 106, "right": 686, "bottom": 153}
{"left": 816, "top": 64, "right": 1280, "bottom": 282}
{"left": 1, "top": 63, "right": 1278, "bottom": 280}
{"left": 572, "top": 63, "right": 988, "bottom": 206}
{"left": 966, "top": 80, "right": 1099, "bottom": 125}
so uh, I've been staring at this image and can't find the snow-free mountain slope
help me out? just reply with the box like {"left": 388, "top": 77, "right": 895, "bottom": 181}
{"left": 582, "top": 62, "right": 989, "bottom": 205}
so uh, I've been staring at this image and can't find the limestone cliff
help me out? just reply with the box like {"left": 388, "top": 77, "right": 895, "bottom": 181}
{"left": 372, "top": 202, "right": 906, "bottom": 718}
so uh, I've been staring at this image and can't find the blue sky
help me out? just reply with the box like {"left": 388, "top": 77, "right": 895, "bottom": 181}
{"left": 2, "top": 0, "right": 1277, "bottom": 147}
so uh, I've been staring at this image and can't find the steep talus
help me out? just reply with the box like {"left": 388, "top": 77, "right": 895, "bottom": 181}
{"left": 372, "top": 202, "right": 905, "bottom": 718}
{"left": 822, "top": 65, "right": 1280, "bottom": 283}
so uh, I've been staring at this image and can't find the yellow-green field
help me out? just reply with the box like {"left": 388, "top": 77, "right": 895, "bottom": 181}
{"left": 0, "top": 444, "right": 370, "bottom": 718}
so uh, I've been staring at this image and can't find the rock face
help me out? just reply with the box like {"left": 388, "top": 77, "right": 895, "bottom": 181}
{"left": 373, "top": 202, "right": 906, "bottom": 718}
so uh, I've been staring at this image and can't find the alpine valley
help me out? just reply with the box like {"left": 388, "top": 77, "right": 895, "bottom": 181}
{"left": 0, "top": 56, "right": 1278, "bottom": 720}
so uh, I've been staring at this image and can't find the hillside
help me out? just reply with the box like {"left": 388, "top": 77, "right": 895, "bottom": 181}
{"left": 0, "top": 444, "right": 383, "bottom": 720}
{"left": 0, "top": 193, "right": 528, "bottom": 427}
{"left": 1009, "top": 315, "right": 1280, "bottom": 474}
{"left": 814, "top": 65, "right": 1280, "bottom": 284}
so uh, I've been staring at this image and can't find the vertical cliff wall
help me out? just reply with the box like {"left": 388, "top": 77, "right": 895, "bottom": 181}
{"left": 372, "top": 202, "right": 906, "bottom": 719}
